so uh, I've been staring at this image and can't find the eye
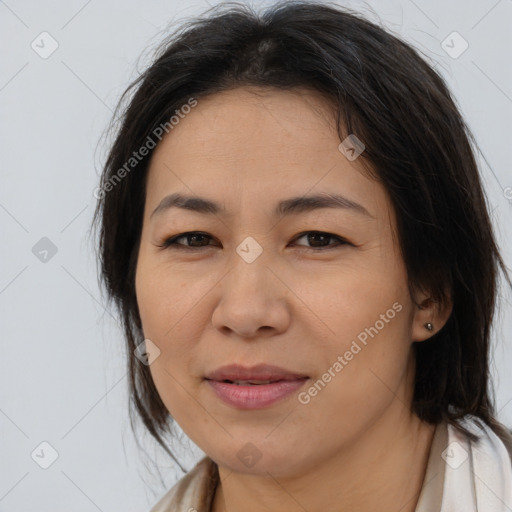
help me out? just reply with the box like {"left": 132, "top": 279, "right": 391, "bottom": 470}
{"left": 158, "top": 232, "right": 219, "bottom": 250}
{"left": 291, "top": 231, "right": 350, "bottom": 250}
{"left": 158, "top": 230, "right": 351, "bottom": 252}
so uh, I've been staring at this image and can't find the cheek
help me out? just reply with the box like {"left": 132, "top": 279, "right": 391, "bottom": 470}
{"left": 301, "top": 255, "right": 410, "bottom": 339}
{"left": 297, "top": 309, "right": 413, "bottom": 441}
{"left": 302, "top": 264, "right": 413, "bottom": 412}
{"left": 136, "top": 255, "right": 207, "bottom": 338}
{"left": 135, "top": 256, "right": 220, "bottom": 402}
{"left": 135, "top": 261, "right": 211, "bottom": 428}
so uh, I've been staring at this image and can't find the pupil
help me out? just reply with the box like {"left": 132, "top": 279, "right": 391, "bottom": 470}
{"left": 189, "top": 234, "right": 207, "bottom": 247}
{"left": 309, "top": 232, "right": 329, "bottom": 247}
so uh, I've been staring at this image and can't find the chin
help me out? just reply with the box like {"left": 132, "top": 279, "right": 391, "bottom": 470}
{"left": 210, "top": 442, "right": 313, "bottom": 478}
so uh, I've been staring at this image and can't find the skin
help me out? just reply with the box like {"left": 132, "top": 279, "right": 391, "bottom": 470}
{"left": 135, "top": 86, "right": 453, "bottom": 512}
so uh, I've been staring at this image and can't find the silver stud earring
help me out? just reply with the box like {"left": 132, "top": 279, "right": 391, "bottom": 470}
{"left": 425, "top": 322, "right": 434, "bottom": 331}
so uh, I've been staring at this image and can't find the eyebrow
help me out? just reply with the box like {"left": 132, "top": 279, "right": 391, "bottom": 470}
{"left": 150, "top": 192, "right": 374, "bottom": 220}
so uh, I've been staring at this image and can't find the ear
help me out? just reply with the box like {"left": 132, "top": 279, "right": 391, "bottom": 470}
{"left": 411, "top": 290, "right": 453, "bottom": 342}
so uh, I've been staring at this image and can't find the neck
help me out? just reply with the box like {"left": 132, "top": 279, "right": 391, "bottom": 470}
{"left": 212, "top": 408, "right": 435, "bottom": 512}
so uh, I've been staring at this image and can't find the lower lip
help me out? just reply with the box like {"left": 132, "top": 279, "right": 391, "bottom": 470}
{"left": 206, "top": 378, "right": 309, "bottom": 409}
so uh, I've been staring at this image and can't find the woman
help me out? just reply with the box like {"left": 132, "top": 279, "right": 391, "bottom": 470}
{"left": 92, "top": 1, "right": 512, "bottom": 510}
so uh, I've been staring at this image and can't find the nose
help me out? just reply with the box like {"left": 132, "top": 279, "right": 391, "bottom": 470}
{"left": 211, "top": 249, "right": 291, "bottom": 339}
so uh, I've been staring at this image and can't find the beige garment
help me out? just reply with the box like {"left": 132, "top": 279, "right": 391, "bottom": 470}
{"left": 150, "top": 418, "right": 512, "bottom": 512}
{"left": 150, "top": 455, "right": 218, "bottom": 512}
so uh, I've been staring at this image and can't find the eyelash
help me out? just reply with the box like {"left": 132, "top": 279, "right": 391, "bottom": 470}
{"left": 157, "top": 231, "right": 351, "bottom": 252}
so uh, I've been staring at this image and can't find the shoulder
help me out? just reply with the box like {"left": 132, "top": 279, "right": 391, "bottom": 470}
{"left": 455, "top": 414, "right": 512, "bottom": 466}
{"left": 150, "top": 456, "right": 218, "bottom": 512}
{"left": 448, "top": 415, "right": 512, "bottom": 509}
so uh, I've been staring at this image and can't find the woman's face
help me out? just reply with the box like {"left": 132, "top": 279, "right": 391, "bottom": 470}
{"left": 135, "top": 87, "right": 430, "bottom": 477}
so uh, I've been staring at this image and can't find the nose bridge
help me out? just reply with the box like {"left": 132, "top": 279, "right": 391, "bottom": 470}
{"left": 211, "top": 239, "right": 290, "bottom": 337}
{"left": 226, "top": 237, "right": 273, "bottom": 297}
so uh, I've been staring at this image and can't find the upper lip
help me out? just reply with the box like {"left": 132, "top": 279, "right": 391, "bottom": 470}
{"left": 205, "top": 364, "right": 309, "bottom": 382}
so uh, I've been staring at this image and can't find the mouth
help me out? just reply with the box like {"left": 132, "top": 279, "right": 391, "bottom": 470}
{"left": 217, "top": 379, "right": 294, "bottom": 385}
{"left": 205, "top": 363, "right": 309, "bottom": 382}
{"left": 204, "top": 364, "right": 309, "bottom": 409}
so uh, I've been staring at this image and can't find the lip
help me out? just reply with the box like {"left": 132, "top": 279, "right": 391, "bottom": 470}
{"left": 205, "top": 364, "right": 309, "bottom": 410}
{"left": 205, "top": 363, "right": 308, "bottom": 382}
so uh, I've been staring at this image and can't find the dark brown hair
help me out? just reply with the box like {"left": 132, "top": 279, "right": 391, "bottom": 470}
{"left": 92, "top": 0, "right": 512, "bottom": 466}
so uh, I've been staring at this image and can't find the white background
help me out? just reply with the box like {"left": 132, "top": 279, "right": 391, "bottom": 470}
{"left": 1, "top": 0, "right": 511, "bottom": 510}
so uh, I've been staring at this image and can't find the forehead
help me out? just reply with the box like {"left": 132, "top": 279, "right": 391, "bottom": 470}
{"left": 152, "top": 86, "right": 336, "bottom": 161}
{"left": 145, "top": 86, "right": 388, "bottom": 220}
